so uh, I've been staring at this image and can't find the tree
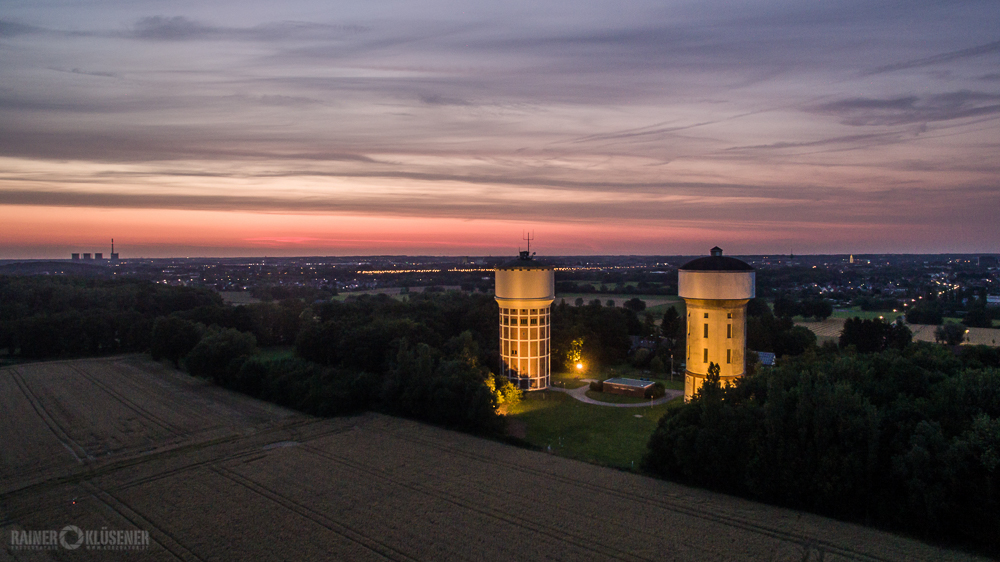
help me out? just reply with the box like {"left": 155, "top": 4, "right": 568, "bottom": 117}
{"left": 906, "top": 301, "right": 944, "bottom": 325}
{"left": 623, "top": 297, "right": 646, "bottom": 313}
{"left": 935, "top": 322, "right": 967, "bottom": 346}
{"left": 802, "top": 299, "right": 833, "bottom": 321}
{"left": 839, "top": 317, "right": 911, "bottom": 353}
{"left": 185, "top": 328, "right": 257, "bottom": 381}
{"left": 564, "top": 337, "right": 585, "bottom": 371}
{"left": 661, "top": 307, "right": 682, "bottom": 341}
{"left": 642, "top": 313, "right": 657, "bottom": 337}
{"left": 773, "top": 296, "right": 799, "bottom": 318}
{"left": 574, "top": 297, "right": 584, "bottom": 307}
{"left": 963, "top": 305, "right": 992, "bottom": 329}
{"left": 632, "top": 347, "right": 651, "bottom": 367}
{"left": 650, "top": 356, "right": 665, "bottom": 374}
{"left": 150, "top": 316, "right": 203, "bottom": 367}
{"left": 775, "top": 325, "right": 817, "bottom": 356}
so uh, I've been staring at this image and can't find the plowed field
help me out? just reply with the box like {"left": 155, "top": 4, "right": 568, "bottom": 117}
{"left": 1, "top": 357, "right": 986, "bottom": 561}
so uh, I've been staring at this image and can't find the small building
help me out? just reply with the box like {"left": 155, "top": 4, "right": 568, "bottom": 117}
{"left": 94, "top": 253, "right": 103, "bottom": 260}
{"left": 752, "top": 351, "right": 776, "bottom": 366}
{"left": 82, "top": 253, "right": 92, "bottom": 260}
{"left": 629, "top": 335, "right": 661, "bottom": 350}
{"left": 602, "top": 377, "right": 655, "bottom": 397}
{"left": 71, "top": 253, "right": 80, "bottom": 260}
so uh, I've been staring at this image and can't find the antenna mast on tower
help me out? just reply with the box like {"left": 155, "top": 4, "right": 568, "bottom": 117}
{"left": 523, "top": 231, "right": 534, "bottom": 255}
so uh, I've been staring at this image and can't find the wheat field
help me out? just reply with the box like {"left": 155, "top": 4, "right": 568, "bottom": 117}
{"left": 1, "top": 357, "right": 986, "bottom": 561}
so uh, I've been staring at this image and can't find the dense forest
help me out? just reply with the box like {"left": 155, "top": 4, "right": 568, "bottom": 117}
{"left": 0, "top": 276, "right": 647, "bottom": 435}
{"left": 644, "top": 343, "right": 1000, "bottom": 553}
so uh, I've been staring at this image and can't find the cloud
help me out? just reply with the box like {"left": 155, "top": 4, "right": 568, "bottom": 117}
{"left": 863, "top": 39, "right": 1000, "bottom": 76}
{"left": 128, "top": 15, "right": 369, "bottom": 43}
{"left": 132, "top": 16, "right": 218, "bottom": 40}
{"left": 0, "top": 20, "right": 42, "bottom": 37}
{"left": 419, "top": 94, "right": 472, "bottom": 106}
{"left": 811, "top": 91, "right": 1000, "bottom": 125}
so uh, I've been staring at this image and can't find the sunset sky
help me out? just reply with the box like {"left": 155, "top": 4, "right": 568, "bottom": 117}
{"left": 2, "top": 0, "right": 999, "bottom": 258}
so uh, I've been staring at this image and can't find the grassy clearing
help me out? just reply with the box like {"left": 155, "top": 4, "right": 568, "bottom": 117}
{"left": 507, "top": 391, "right": 683, "bottom": 469}
{"left": 584, "top": 390, "right": 651, "bottom": 404}
{"left": 550, "top": 371, "right": 592, "bottom": 389}
{"left": 644, "top": 301, "right": 684, "bottom": 317}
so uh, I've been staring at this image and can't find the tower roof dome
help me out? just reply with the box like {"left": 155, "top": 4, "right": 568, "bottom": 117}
{"left": 680, "top": 247, "right": 753, "bottom": 272}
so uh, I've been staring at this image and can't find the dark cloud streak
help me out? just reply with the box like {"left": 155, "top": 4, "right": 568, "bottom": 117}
{"left": 863, "top": 39, "right": 1000, "bottom": 76}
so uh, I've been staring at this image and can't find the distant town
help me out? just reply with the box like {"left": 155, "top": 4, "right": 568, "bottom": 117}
{"left": 2, "top": 253, "right": 996, "bottom": 323}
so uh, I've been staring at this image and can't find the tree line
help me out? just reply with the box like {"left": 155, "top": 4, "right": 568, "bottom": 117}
{"left": 0, "top": 276, "right": 222, "bottom": 359}
{"left": 644, "top": 341, "right": 1000, "bottom": 554}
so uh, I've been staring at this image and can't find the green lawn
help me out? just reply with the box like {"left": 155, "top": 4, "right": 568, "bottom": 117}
{"left": 507, "top": 391, "right": 683, "bottom": 470}
{"left": 550, "top": 371, "right": 592, "bottom": 389}
{"left": 584, "top": 390, "right": 651, "bottom": 404}
{"left": 644, "top": 301, "right": 684, "bottom": 317}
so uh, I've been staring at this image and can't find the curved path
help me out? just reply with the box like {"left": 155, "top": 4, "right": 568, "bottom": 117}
{"left": 549, "top": 382, "right": 683, "bottom": 407}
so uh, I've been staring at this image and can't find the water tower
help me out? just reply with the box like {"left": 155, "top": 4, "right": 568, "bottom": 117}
{"left": 495, "top": 247, "right": 555, "bottom": 390}
{"left": 678, "top": 247, "right": 755, "bottom": 401}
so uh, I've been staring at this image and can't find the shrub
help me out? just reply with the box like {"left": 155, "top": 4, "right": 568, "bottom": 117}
{"left": 644, "top": 382, "right": 665, "bottom": 399}
{"left": 589, "top": 380, "right": 603, "bottom": 392}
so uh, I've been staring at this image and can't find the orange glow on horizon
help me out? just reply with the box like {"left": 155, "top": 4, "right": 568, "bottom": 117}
{"left": 0, "top": 205, "right": 742, "bottom": 257}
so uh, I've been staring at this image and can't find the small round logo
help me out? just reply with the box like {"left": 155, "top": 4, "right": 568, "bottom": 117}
{"left": 59, "top": 525, "right": 84, "bottom": 550}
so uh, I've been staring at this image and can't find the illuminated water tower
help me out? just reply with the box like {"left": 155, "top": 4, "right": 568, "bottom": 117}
{"left": 678, "top": 247, "right": 755, "bottom": 401}
{"left": 495, "top": 241, "right": 555, "bottom": 390}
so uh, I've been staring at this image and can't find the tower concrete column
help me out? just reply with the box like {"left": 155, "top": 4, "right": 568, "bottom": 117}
{"left": 495, "top": 251, "right": 555, "bottom": 390}
{"left": 678, "top": 247, "right": 755, "bottom": 401}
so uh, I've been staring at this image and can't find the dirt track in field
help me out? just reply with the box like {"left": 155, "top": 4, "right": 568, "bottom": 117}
{"left": 1, "top": 356, "right": 987, "bottom": 561}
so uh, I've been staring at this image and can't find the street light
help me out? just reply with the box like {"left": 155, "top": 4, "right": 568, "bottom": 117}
{"left": 576, "top": 362, "right": 584, "bottom": 371}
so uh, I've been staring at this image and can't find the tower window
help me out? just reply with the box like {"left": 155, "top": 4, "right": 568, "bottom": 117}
{"left": 703, "top": 324, "right": 708, "bottom": 338}
{"left": 727, "top": 324, "right": 732, "bottom": 338}
{"left": 703, "top": 349, "right": 708, "bottom": 363}
{"left": 727, "top": 313, "right": 732, "bottom": 319}
{"left": 727, "top": 349, "right": 731, "bottom": 364}
{"left": 703, "top": 313, "right": 708, "bottom": 319}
